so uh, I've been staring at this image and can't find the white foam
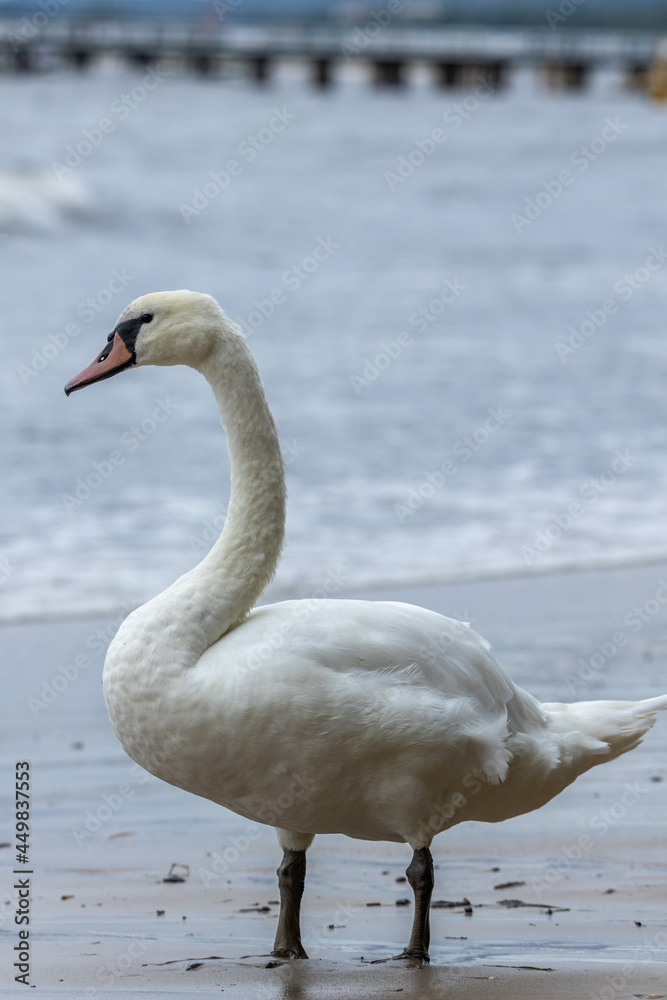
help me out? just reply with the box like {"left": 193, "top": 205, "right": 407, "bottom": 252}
{"left": 0, "top": 168, "right": 91, "bottom": 231}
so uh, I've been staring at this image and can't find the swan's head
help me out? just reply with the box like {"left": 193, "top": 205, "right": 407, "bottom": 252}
{"left": 64, "top": 290, "right": 235, "bottom": 395}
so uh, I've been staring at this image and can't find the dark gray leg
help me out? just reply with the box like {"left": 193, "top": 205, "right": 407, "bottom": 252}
{"left": 271, "top": 849, "right": 308, "bottom": 959}
{"left": 393, "top": 847, "right": 434, "bottom": 963}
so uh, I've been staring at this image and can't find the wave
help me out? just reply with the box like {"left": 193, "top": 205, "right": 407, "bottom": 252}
{"left": 0, "top": 167, "right": 92, "bottom": 233}
{"left": 4, "top": 547, "right": 667, "bottom": 627}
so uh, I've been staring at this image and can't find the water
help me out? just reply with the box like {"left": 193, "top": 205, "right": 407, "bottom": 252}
{"left": 2, "top": 66, "right": 667, "bottom": 622}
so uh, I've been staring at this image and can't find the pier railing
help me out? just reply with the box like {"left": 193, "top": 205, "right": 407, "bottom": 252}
{"left": 0, "top": 19, "right": 659, "bottom": 89}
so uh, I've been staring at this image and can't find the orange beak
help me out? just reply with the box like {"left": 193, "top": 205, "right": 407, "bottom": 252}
{"left": 64, "top": 333, "right": 134, "bottom": 396}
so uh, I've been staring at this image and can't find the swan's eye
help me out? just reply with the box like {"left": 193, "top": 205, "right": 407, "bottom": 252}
{"left": 141, "top": 313, "right": 153, "bottom": 324}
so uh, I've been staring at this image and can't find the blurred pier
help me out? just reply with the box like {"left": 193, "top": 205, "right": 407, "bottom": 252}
{"left": 0, "top": 19, "right": 661, "bottom": 92}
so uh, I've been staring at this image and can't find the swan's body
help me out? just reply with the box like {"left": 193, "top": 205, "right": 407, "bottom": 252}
{"left": 104, "top": 596, "right": 664, "bottom": 846}
{"left": 66, "top": 290, "right": 667, "bottom": 963}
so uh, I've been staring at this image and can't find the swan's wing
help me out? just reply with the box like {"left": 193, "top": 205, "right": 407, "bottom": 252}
{"left": 211, "top": 599, "right": 546, "bottom": 734}
{"left": 188, "top": 599, "right": 550, "bottom": 842}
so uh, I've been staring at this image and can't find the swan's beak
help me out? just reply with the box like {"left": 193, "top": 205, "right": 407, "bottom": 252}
{"left": 64, "top": 333, "right": 134, "bottom": 395}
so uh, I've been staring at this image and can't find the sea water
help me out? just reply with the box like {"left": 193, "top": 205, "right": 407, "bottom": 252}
{"left": 2, "top": 65, "right": 667, "bottom": 621}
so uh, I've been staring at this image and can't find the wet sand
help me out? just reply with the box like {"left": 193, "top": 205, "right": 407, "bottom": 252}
{"left": 2, "top": 562, "right": 666, "bottom": 996}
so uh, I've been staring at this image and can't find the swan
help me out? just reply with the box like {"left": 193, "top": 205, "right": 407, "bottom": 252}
{"left": 65, "top": 289, "right": 667, "bottom": 964}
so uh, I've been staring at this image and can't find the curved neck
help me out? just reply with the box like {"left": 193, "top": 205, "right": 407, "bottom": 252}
{"left": 138, "top": 333, "right": 286, "bottom": 666}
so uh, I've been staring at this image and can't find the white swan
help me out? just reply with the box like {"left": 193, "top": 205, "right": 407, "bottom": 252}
{"left": 65, "top": 290, "right": 667, "bottom": 964}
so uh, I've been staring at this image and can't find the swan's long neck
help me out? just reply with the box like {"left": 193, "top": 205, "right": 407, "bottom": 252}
{"left": 129, "top": 331, "right": 285, "bottom": 668}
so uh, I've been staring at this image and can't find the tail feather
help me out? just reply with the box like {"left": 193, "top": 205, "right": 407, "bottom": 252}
{"left": 632, "top": 694, "right": 667, "bottom": 717}
{"left": 543, "top": 694, "right": 667, "bottom": 767}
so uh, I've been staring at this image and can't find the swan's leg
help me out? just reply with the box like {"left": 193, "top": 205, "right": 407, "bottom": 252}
{"left": 393, "top": 847, "right": 434, "bottom": 963}
{"left": 272, "top": 849, "right": 308, "bottom": 959}
{"left": 271, "top": 829, "right": 314, "bottom": 960}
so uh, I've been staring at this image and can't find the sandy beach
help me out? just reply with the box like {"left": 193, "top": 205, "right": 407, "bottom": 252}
{"left": 1, "top": 561, "right": 666, "bottom": 997}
